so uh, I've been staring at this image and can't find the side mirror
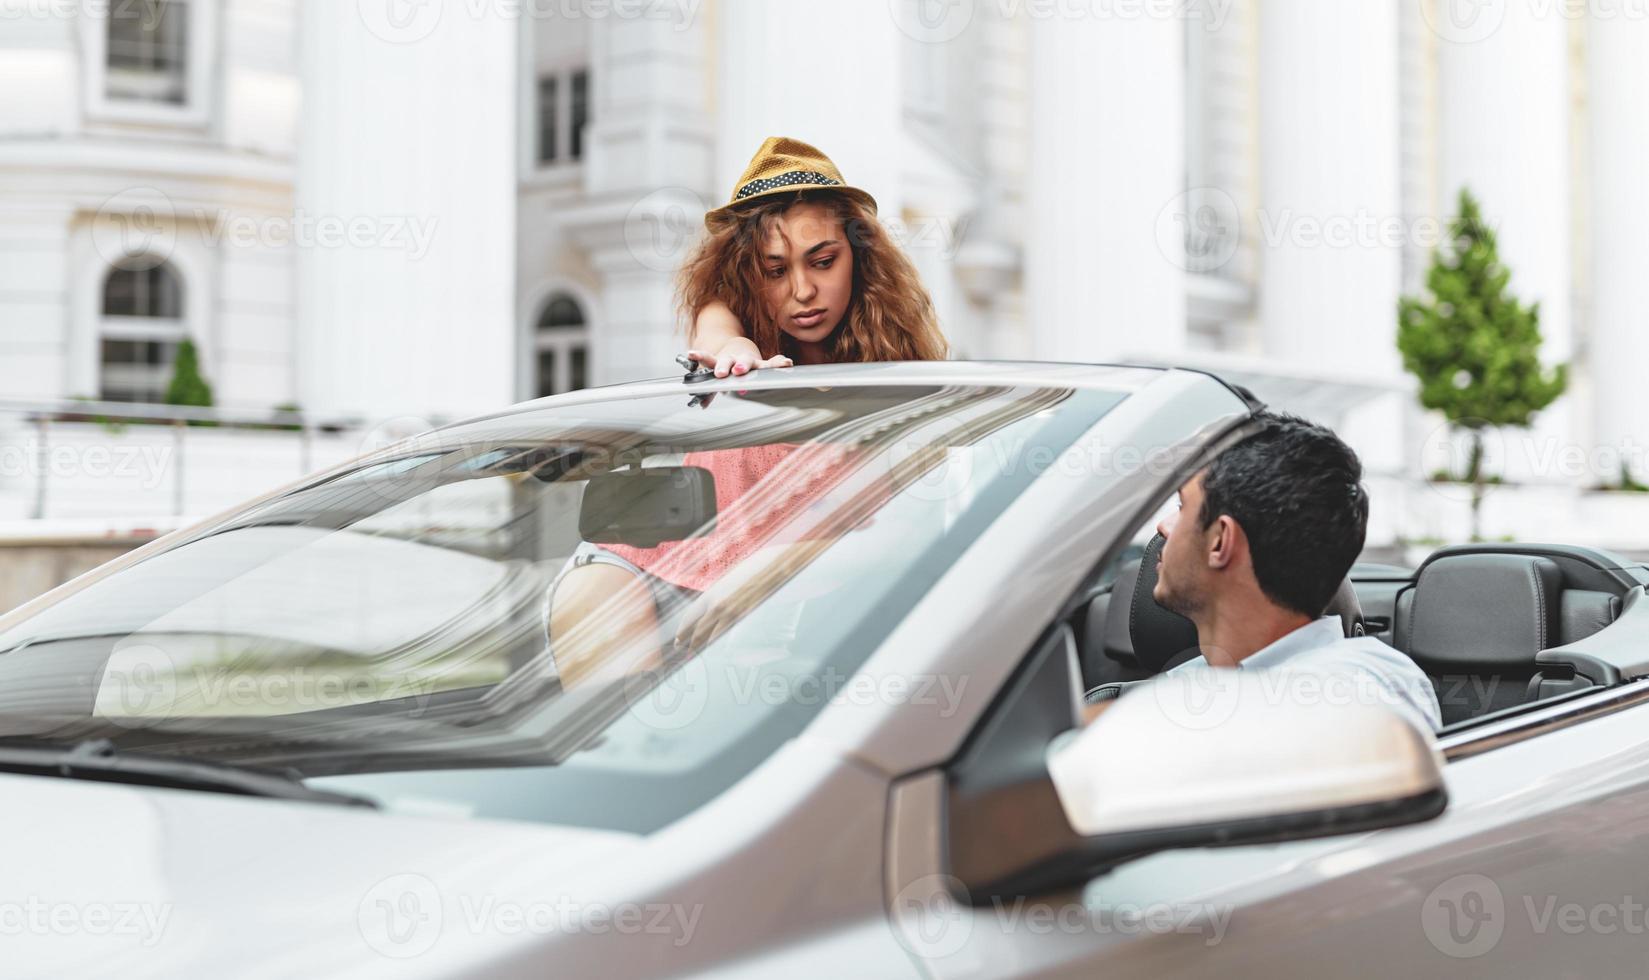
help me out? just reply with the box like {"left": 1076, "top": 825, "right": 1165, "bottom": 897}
{"left": 579, "top": 466, "right": 717, "bottom": 548}
{"left": 954, "top": 669, "right": 1446, "bottom": 901}
{"left": 1048, "top": 670, "right": 1444, "bottom": 873}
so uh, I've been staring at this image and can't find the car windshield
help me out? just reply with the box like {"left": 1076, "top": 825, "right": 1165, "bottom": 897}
{"left": 0, "top": 381, "right": 1127, "bottom": 832}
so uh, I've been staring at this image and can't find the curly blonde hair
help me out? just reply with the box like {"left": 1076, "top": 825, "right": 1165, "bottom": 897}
{"left": 678, "top": 190, "right": 948, "bottom": 363}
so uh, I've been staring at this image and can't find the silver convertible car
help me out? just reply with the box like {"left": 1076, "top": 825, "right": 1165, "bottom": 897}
{"left": 2, "top": 361, "right": 1648, "bottom": 977}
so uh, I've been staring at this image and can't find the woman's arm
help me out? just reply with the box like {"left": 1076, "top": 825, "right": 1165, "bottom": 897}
{"left": 686, "top": 301, "right": 794, "bottom": 378}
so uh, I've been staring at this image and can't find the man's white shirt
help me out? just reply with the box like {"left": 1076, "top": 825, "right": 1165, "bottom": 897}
{"left": 1169, "top": 616, "right": 1443, "bottom": 732}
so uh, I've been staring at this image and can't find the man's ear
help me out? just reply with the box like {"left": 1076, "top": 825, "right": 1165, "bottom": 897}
{"left": 1206, "top": 514, "right": 1242, "bottom": 570}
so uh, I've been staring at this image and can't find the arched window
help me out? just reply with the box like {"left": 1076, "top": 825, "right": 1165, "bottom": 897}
{"left": 106, "top": 0, "right": 189, "bottom": 104}
{"left": 100, "top": 261, "right": 185, "bottom": 403}
{"left": 533, "top": 293, "right": 589, "bottom": 398}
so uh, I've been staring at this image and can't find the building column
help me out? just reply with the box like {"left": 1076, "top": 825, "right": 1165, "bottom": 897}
{"left": 0, "top": 9, "right": 77, "bottom": 396}
{"left": 954, "top": 5, "right": 1030, "bottom": 359}
{"left": 1024, "top": 11, "right": 1184, "bottom": 363}
{"left": 1435, "top": 5, "right": 1572, "bottom": 365}
{"left": 0, "top": 206, "right": 73, "bottom": 400}
{"left": 1433, "top": 4, "right": 1572, "bottom": 486}
{"left": 561, "top": 8, "right": 713, "bottom": 385}
{"left": 1256, "top": 2, "right": 1402, "bottom": 374}
{"left": 1586, "top": 19, "right": 1649, "bottom": 485}
{"left": 295, "top": 0, "right": 516, "bottom": 422}
{"left": 714, "top": 0, "right": 905, "bottom": 221}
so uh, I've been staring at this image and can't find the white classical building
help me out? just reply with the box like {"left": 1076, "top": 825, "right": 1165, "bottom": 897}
{"left": 1, "top": 0, "right": 1647, "bottom": 552}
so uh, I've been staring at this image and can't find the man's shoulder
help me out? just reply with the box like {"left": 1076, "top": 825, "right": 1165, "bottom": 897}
{"left": 1289, "top": 631, "right": 1443, "bottom": 730}
{"left": 1308, "top": 632, "right": 1425, "bottom": 669}
{"left": 1287, "top": 630, "right": 1431, "bottom": 684}
{"left": 1160, "top": 628, "right": 1442, "bottom": 730}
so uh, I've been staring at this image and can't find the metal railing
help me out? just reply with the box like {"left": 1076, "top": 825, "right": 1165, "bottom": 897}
{"left": 0, "top": 399, "right": 365, "bottom": 520}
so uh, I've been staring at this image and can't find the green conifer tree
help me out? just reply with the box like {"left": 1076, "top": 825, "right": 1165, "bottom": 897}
{"left": 164, "top": 338, "right": 215, "bottom": 422}
{"left": 1398, "top": 188, "right": 1567, "bottom": 540}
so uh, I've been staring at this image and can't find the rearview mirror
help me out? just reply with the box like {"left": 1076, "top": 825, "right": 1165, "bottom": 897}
{"left": 579, "top": 466, "right": 717, "bottom": 548}
{"left": 1047, "top": 670, "right": 1445, "bottom": 875}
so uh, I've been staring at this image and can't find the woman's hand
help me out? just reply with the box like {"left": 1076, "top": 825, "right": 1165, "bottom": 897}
{"left": 685, "top": 340, "right": 794, "bottom": 379}
{"left": 687, "top": 302, "right": 793, "bottom": 378}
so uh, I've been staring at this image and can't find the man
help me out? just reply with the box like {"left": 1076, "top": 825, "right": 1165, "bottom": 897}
{"left": 1091, "top": 411, "right": 1441, "bottom": 731}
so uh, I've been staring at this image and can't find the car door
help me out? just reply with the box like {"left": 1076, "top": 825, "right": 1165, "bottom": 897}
{"left": 887, "top": 624, "right": 1649, "bottom": 979}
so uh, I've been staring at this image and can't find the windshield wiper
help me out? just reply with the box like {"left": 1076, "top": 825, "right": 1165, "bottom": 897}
{"left": 0, "top": 739, "right": 378, "bottom": 809}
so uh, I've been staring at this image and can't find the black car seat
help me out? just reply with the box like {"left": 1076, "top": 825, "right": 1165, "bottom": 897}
{"left": 1391, "top": 545, "right": 1633, "bottom": 726}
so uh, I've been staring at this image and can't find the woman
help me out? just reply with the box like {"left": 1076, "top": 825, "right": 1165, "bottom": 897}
{"left": 546, "top": 136, "right": 947, "bottom": 688}
{"left": 684, "top": 135, "right": 947, "bottom": 375}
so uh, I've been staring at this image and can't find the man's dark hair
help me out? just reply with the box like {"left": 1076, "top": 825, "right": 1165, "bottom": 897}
{"left": 1198, "top": 411, "right": 1369, "bottom": 618}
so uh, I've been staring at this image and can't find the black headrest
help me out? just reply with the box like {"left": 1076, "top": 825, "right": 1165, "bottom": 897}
{"left": 1100, "top": 559, "right": 1150, "bottom": 669}
{"left": 1111, "top": 534, "right": 1366, "bottom": 674}
{"left": 1326, "top": 576, "right": 1366, "bottom": 638}
{"left": 1126, "top": 534, "right": 1201, "bottom": 673}
{"left": 1402, "top": 553, "right": 1563, "bottom": 670}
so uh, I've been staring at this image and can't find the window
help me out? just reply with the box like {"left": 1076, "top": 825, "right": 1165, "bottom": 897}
{"left": 569, "top": 69, "right": 588, "bottom": 161}
{"left": 536, "top": 77, "right": 557, "bottom": 164}
{"left": 100, "top": 261, "right": 185, "bottom": 403}
{"left": 535, "top": 68, "right": 589, "bottom": 166}
{"left": 103, "top": 263, "right": 181, "bottom": 319}
{"left": 106, "top": 0, "right": 189, "bottom": 104}
{"left": 534, "top": 294, "right": 589, "bottom": 398}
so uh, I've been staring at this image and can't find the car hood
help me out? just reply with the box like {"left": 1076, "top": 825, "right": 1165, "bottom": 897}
{"left": 2, "top": 771, "right": 646, "bottom": 978}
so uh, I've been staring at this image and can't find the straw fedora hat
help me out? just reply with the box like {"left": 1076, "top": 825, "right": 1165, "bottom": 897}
{"left": 705, "top": 136, "right": 878, "bottom": 227}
